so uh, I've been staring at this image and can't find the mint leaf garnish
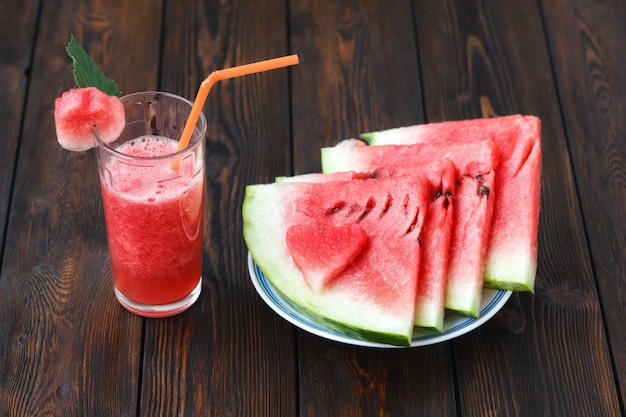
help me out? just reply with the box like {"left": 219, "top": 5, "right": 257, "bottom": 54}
{"left": 66, "top": 35, "right": 121, "bottom": 97}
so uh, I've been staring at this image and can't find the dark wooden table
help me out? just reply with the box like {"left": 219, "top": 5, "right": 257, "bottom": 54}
{"left": 1, "top": 0, "right": 625, "bottom": 416}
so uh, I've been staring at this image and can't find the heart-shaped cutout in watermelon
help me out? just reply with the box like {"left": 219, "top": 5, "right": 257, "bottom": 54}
{"left": 286, "top": 223, "right": 368, "bottom": 293}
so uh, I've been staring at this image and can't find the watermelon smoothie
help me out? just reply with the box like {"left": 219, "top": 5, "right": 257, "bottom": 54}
{"left": 95, "top": 92, "right": 207, "bottom": 317}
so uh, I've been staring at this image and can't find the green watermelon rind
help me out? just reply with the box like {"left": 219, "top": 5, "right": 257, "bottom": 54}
{"left": 483, "top": 253, "right": 536, "bottom": 292}
{"left": 320, "top": 147, "right": 345, "bottom": 174}
{"left": 360, "top": 128, "right": 408, "bottom": 145}
{"left": 252, "top": 262, "right": 411, "bottom": 346}
{"left": 242, "top": 183, "right": 414, "bottom": 347}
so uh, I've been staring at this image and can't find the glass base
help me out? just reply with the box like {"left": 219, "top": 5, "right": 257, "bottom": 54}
{"left": 114, "top": 278, "right": 202, "bottom": 318}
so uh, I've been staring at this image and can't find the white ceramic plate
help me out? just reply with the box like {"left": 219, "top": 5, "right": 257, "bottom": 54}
{"left": 248, "top": 253, "right": 512, "bottom": 348}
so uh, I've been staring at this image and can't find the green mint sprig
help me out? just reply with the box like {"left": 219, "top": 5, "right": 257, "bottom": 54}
{"left": 66, "top": 34, "right": 121, "bottom": 97}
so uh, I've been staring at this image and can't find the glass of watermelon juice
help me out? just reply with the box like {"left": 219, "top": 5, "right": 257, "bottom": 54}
{"left": 94, "top": 92, "right": 207, "bottom": 317}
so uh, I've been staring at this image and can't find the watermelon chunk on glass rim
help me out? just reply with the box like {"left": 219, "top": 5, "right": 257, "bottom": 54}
{"left": 321, "top": 139, "right": 499, "bottom": 319}
{"left": 361, "top": 115, "right": 541, "bottom": 292}
{"left": 243, "top": 174, "right": 430, "bottom": 347}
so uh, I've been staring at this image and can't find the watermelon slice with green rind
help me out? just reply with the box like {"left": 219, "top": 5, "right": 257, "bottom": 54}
{"left": 321, "top": 139, "right": 499, "bottom": 318}
{"left": 411, "top": 160, "right": 455, "bottom": 329}
{"left": 283, "top": 162, "right": 456, "bottom": 330}
{"left": 361, "top": 115, "right": 541, "bottom": 292}
{"left": 243, "top": 174, "right": 430, "bottom": 346}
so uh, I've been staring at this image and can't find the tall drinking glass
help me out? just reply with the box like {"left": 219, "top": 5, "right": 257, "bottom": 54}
{"left": 95, "top": 92, "right": 206, "bottom": 317}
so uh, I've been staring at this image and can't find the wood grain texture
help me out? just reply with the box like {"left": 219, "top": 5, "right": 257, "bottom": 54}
{"left": 414, "top": 0, "right": 622, "bottom": 415}
{"left": 138, "top": 0, "right": 297, "bottom": 415}
{"left": 0, "top": 0, "right": 162, "bottom": 415}
{"left": 541, "top": 0, "right": 626, "bottom": 406}
{"left": 290, "top": 0, "right": 424, "bottom": 174}
{"left": 298, "top": 333, "right": 457, "bottom": 417}
{"left": 0, "top": 0, "right": 37, "bottom": 258}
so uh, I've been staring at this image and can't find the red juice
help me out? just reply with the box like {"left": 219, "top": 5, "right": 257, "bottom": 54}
{"left": 100, "top": 135, "right": 204, "bottom": 305}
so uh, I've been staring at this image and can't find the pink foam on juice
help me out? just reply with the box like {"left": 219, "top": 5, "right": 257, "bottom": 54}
{"left": 101, "top": 135, "right": 204, "bottom": 305}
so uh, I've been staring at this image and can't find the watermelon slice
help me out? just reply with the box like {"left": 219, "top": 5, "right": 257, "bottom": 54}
{"left": 321, "top": 139, "right": 499, "bottom": 318}
{"left": 411, "top": 160, "right": 455, "bottom": 329}
{"left": 54, "top": 87, "right": 125, "bottom": 151}
{"left": 361, "top": 115, "right": 541, "bottom": 292}
{"left": 285, "top": 162, "right": 456, "bottom": 329}
{"left": 243, "top": 174, "right": 430, "bottom": 346}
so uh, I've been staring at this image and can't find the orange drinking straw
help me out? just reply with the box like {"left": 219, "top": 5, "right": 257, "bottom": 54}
{"left": 176, "top": 54, "right": 300, "bottom": 152}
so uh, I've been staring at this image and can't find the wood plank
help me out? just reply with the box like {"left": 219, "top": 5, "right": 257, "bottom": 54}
{"left": 0, "top": 0, "right": 37, "bottom": 257}
{"left": 138, "top": 0, "right": 298, "bottom": 415}
{"left": 290, "top": 0, "right": 424, "bottom": 174}
{"left": 0, "top": 0, "right": 163, "bottom": 415}
{"left": 290, "top": 1, "right": 456, "bottom": 416}
{"left": 298, "top": 334, "right": 456, "bottom": 417}
{"left": 413, "top": 1, "right": 622, "bottom": 415}
{"left": 541, "top": 0, "right": 626, "bottom": 405}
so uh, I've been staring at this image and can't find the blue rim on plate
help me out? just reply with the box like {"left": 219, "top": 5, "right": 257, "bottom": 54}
{"left": 248, "top": 253, "right": 512, "bottom": 348}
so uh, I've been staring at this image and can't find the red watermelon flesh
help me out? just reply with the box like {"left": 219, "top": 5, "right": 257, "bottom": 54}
{"left": 243, "top": 174, "right": 430, "bottom": 346}
{"left": 321, "top": 139, "right": 499, "bottom": 318}
{"left": 361, "top": 115, "right": 541, "bottom": 291}
{"left": 286, "top": 223, "right": 368, "bottom": 293}
{"left": 54, "top": 87, "right": 125, "bottom": 152}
